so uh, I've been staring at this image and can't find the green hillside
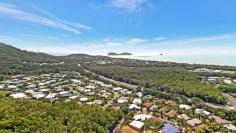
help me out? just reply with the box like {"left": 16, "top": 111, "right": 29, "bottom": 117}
{"left": 0, "top": 43, "right": 58, "bottom": 63}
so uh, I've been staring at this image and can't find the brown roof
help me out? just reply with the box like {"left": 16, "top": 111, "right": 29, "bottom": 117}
{"left": 159, "top": 98, "right": 167, "bottom": 102}
{"left": 121, "top": 125, "right": 140, "bottom": 133}
{"left": 143, "top": 102, "right": 153, "bottom": 109}
{"left": 159, "top": 106, "right": 168, "bottom": 112}
{"left": 166, "top": 110, "right": 177, "bottom": 118}
{"left": 165, "top": 100, "right": 176, "bottom": 106}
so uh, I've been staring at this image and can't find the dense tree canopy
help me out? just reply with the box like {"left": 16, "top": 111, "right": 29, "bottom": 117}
{"left": 87, "top": 65, "right": 226, "bottom": 104}
{"left": 0, "top": 98, "right": 122, "bottom": 133}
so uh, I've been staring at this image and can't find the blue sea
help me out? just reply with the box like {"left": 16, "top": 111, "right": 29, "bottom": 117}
{"left": 110, "top": 54, "right": 236, "bottom": 66}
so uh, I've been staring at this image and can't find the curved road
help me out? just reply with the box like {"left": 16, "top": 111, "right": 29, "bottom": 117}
{"left": 222, "top": 93, "right": 236, "bottom": 110}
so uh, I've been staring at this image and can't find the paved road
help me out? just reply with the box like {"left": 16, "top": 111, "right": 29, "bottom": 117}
{"left": 204, "top": 102, "right": 235, "bottom": 110}
{"left": 222, "top": 93, "right": 236, "bottom": 109}
{"left": 80, "top": 64, "right": 138, "bottom": 89}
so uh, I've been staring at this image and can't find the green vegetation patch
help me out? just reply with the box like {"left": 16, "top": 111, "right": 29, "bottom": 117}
{"left": 218, "top": 85, "right": 236, "bottom": 93}
{"left": 87, "top": 65, "right": 226, "bottom": 104}
{"left": 0, "top": 98, "right": 122, "bottom": 133}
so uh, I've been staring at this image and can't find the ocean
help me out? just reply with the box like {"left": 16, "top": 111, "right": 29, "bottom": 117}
{"left": 110, "top": 54, "right": 236, "bottom": 66}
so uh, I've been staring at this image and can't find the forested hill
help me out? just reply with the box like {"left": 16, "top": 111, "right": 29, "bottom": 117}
{"left": 0, "top": 43, "right": 58, "bottom": 63}
{"left": 0, "top": 44, "right": 115, "bottom": 79}
{"left": 1, "top": 43, "right": 236, "bottom": 70}
{"left": 1, "top": 43, "right": 236, "bottom": 77}
{"left": 0, "top": 43, "right": 111, "bottom": 64}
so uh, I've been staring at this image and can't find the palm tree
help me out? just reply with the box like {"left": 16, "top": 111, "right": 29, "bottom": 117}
{"left": 160, "top": 111, "right": 164, "bottom": 119}
{"left": 191, "top": 104, "right": 196, "bottom": 117}
{"left": 144, "top": 119, "right": 153, "bottom": 132}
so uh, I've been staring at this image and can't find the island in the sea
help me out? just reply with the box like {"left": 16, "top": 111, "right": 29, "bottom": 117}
{"left": 107, "top": 52, "right": 132, "bottom": 56}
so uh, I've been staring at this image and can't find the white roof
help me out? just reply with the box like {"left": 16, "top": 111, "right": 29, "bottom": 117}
{"left": 10, "top": 93, "right": 27, "bottom": 99}
{"left": 202, "top": 110, "right": 211, "bottom": 116}
{"left": 133, "top": 114, "right": 152, "bottom": 121}
{"left": 195, "top": 109, "right": 210, "bottom": 115}
{"left": 8, "top": 85, "right": 17, "bottom": 89}
{"left": 93, "top": 100, "right": 103, "bottom": 104}
{"left": 85, "top": 85, "right": 95, "bottom": 89}
{"left": 120, "top": 89, "right": 129, "bottom": 93}
{"left": 129, "top": 104, "right": 141, "bottom": 110}
{"left": 68, "top": 95, "right": 78, "bottom": 99}
{"left": 39, "top": 89, "right": 50, "bottom": 92}
{"left": 45, "top": 93, "right": 57, "bottom": 99}
{"left": 208, "top": 76, "right": 220, "bottom": 79}
{"left": 177, "top": 114, "right": 190, "bottom": 120}
{"left": 136, "top": 92, "right": 142, "bottom": 97}
{"left": 33, "top": 93, "right": 45, "bottom": 99}
{"left": 59, "top": 91, "right": 69, "bottom": 95}
{"left": 117, "top": 97, "right": 128, "bottom": 104}
{"left": 195, "top": 109, "right": 204, "bottom": 113}
{"left": 80, "top": 97, "right": 88, "bottom": 102}
{"left": 38, "top": 83, "right": 46, "bottom": 86}
{"left": 125, "top": 91, "right": 132, "bottom": 95}
{"left": 27, "top": 84, "right": 36, "bottom": 88}
{"left": 179, "top": 104, "right": 191, "bottom": 110}
{"left": 25, "top": 89, "right": 34, "bottom": 94}
{"left": 133, "top": 98, "right": 142, "bottom": 105}
{"left": 113, "top": 87, "right": 122, "bottom": 91}
{"left": 84, "top": 89, "right": 91, "bottom": 93}
{"left": 100, "top": 90, "right": 106, "bottom": 93}
{"left": 40, "top": 74, "right": 50, "bottom": 77}
{"left": 71, "top": 79, "right": 81, "bottom": 83}
{"left": 0, "top": 85, "right": 3, "bottom": 89}
{"left": 224, "top": 124, "right": 236, "bottom": 131}
{"left": 102, "top": 84, "right": 112, "bottom": 88}
{"left": 77, "top": 86, "right": 85, "bottom": 91}
{"left": 224, "top": 79, "right": 232, "bottom": 84}
{"left": 86, "top": 92, "right": 95, "bottom": 96}
{"left": 129, "top": 120, "right": 144, "bottom": 129}
{"left": 187, "top": 118, "right": 202, "bottom": 126}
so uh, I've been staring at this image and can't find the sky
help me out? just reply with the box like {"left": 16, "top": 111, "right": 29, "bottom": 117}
{"left": 0, "top": 0, "right": 236, "bottom": 56}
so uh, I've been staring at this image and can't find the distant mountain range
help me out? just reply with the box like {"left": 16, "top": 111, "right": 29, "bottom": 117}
{"left": 107, "top": 52, "right": 132, "bottom": 56}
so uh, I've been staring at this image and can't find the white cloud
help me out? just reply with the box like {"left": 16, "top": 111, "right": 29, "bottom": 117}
{"left": 155, "top": 37, "right": 166, "bottom": 41}
{"left": 106, "top": 42, "right": 123, "bottom": 46}
{"left": 126, "top": 38, "right": 147, "bottom": 43}
{"left": 0, "top": 35, "right": 15, "bottom": 43}
{"left": 0, "top": 3, "right": 92, "bottom": 35}
{"left": 0, "top": 35, "right": 13, "bottom": 40}
{"left": 109, "top": 0, "right": 150, "bottom": 13}
{"left": 155, "top": 34, "right": 236, "bottom": 46}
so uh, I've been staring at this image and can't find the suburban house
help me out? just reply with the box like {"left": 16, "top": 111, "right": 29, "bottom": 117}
{"left": 129, "top": 120, "right": 144, "bottom": 132}
{"left": 177, "top": 114, "right": 190, "bottom": 120}
{"left": 187, "top": 118, "right": 202, "bottom": 127}
{"left": 179, "top": 104, "right": 191, "bottom": 110}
